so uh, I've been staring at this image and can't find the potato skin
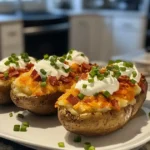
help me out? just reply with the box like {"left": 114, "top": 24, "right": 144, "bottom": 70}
{"left": 58, "top": 80, "right": 148, "bottom": 136}
{"left": 0, "top": 80, "right": 12, "bottom": 105}
{"left": 11, "top": 90, "right": 63, "bottom": 115}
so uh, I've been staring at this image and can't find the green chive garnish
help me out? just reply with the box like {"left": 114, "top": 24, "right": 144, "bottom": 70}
{"left": 115, "top": 59, "right": 122, "bottom": 63}
{"left": 84, "top": 142, "right": 91, "bottom": 150}
{"left": 4, "top": 72, "right": 8, "bottom": 78}
{"left": 123, "top": 61, "right": 133, "bottom": 68}
{"left": 67, "top": 55, "right": 72, "bottom": 60}
{"left": 132, "top": 71, "right": 137, "bottom": 77}
{"left": 103, "top": 91, "right": 111, "bottom": 98}
{"left": 120, "top": 67, "right": 126, "bottom": 71}
{"left": 69, "top": 49, "right": 74, "bottom": 54}
{"left": 74, "top": 135, "right": 82, "bottom": 142}
{"left": 94, "top": 92, "right": 99, "bottom": 96}
{"left": 81, "top": 53, "right": 85, "bottom": 57}
{"left": 82, "top": 84, "right": 87, "bottom": 89}
{"left": 4, "top": 61, "right": 10, "bottom": 66}
{"left": 113, "top": 71, "right": 121, "bottom": 78}
{"left": 24, "top": 58, "right": 30, "bottom": 62}
{"left": 20, "top": 125, "right": 27, "bottom": 132}
{"left": 75, "top": 76, "right": 79, "bottom": 81}
{"left": 41, "top": 76, "right": 47, "bottom": 82}
{"left": 44, "top": 54, "right": 49, "bottom": 60}
{"left": 78, "top": 93, "right": 85, "bottom": 100}
{"left": 13, "top": 125, "right": 20, "bottom": 131}
{"left": 58, "top": 142, "right": 65, "bottom": 148}
{"left": 54, "top": 64, "right": 59, "bottom": 69}
{"left": 130, "top": 79, "right": 136, "bottom": 84}
{"left": 88, "top": 146, "right": 95, "bottom": 150}
{"left": 22, "top": 122, "right": 29, "bottom": 127}
{"left": 59, "top": 57, "right": 65, "bottom": 63}
{"left": 9, "top": 112, "right": 13, "bottom": 117}
{"left": 41, "top": 81, "right": 47, "bottom": 87}
{"left": 40, "top": 69, "right": 47, "bottom": 75}
{"left": 62, "top": 67, "right": 70, "bottom": 73}
{"left": 88, "top": 78, "right": 94, "bottom": 83}
{"left": 108, "top": 60, "right": 115, "bottom": 65}
{"left": 17, "top": 113, "right": 24, "bottom": 119}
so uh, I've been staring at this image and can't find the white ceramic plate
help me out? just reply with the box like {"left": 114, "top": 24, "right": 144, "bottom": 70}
{"left": 1, "top": 92, "right": 150, "bottom": 150}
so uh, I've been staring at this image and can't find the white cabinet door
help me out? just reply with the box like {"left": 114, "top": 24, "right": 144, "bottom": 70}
{"left": 69, "top": 15, "right": 91, "bottom": 58}
{"left": 0, "top": 22, "right": 24, "bottom": 58}
{"left": 112, "top": 17, "right": 146, "bottom": 56}
{"left": 69, "top": 15, "right": 112, "bottom": 61}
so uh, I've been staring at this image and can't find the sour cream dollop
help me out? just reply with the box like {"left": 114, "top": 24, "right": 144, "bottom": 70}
{"left": 75, "top": 75, "right": 119, "bottom": 96}
{"left": 66, "top": 50, "right": 89, "bottom": 65}
{"left": 114, "top": 62, "right": 141, "bottom": 83}
{"left": 33, "top": 58, "right": 70, "bottom": 79}
{"left": 0, "top": 56, "right": 36, "bottom": 72}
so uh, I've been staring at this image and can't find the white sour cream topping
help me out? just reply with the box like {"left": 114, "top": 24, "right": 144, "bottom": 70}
{"left": 0, "top": 56, "right": 36, "bottom": 72}
{"left": 33, "top": 59, "right": 70, "bottom": 79}
{"left": 66, "top": 50, "right": 89, "bottom": 65}
{"left": 75, "top": 75, "right": 119, "bottom": 96}
{"left": 115, "top": 62, "right": 141, "bottom": 82}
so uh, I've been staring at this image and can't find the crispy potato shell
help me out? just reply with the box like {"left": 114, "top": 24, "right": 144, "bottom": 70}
{"left": 58, "top": 80, "right": 148, "bottom": 136}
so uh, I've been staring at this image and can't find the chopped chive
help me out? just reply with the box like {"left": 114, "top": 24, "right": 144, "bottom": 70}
{"left": 89, "top": 146, "right": 95, "bottom": 150}
{"left": 104, "top": 71, "right": 109, "bottom": 77}
{"left": 41, "top": 76, "right": 47, "bottom": 82}
{"left": 81, "top": 53, "right": 85, "bottom": 57}
{"left": 59, "top": 57, "right": 65, "bottom": 63}
{"left": 58, "top": 142, "right": 65, "bottom": 148}
{"left": 77, "top": 93, "right": 85, "bottom": 100}
{"left": 13, "top": 125, "right": 20, "bottom": 131}
{"left": 103, "top": 91, "right": 111, "bottom": 98}
{"left": 9, "top": 112, "right": 13, "bottom": 117}
{"left": 123, "top": 61, "right": 133, "bottom": 68}
{"left": 21, "top": 52, "right": 28, "bottom": 59}
{"left": 11, "top": 53, "right": 16, "bottom": 57}
{"left": 69, "top": 49, "right": 74, "bottom": 54}
{"left": 20, "top": 125, "right": 27, "bottom": 132}
{"left": 108, "top": 60, "right": 115, "bottom": 65}
{"left": 88, "top": 78, "right": 94, "bottom": 83}
{"left": 4, "top": 61, "right": 10, "bottom": 66}
{"left": 89, "top": 71, "right": 96, "bottom": 78}
{"left": 84, "top": 142, "right": 91, "bottom": 150}
{"left": 50, "top": 62, "right": 55, "bottom": 66}
{"left": 54, "top": 64, "right": 59, "bottom": 69}
{"left": 22, "top": 122, "right": 29, "bottom": 127}
{"left": 113, "top": 71, "right": 121, "bottom": 78}
{"left": 67, "top": 55, "right": 72, "bottom": 60}
{"left": 24, "top": 58, "right": 30, "bottom": 62}
{"left": 120, "top": 67, "right": 126, "bottom": 71}
{"left": 4, "top": 72, "right": 8, "bottom": 78}
{"left": 74, "top": 135, "right": 82, "bottom": 142}
{"left": 17, "top": 113, "right": 24, "bottom": 119}
{"left": 132, "top": 71, "right": 137, "bottom": 77}
{"left": 130, "top": 79, "right": 136, "bottom": 84}
{"left": 62, "top": 67, "right": 70, "bottom": 73}
{"left": 112, "top": 65, "right": 119, "bottom": 71}
{"left": 98, "top": 75, "right": 104, "bottom": 81}
{"left": 75, "top": 76, "right": 79, "bottom": 81}
{"left": 44, "top": 54, "right": 49, "bottom": 60}
{"left": 94, "top": 92, "right": 99, "bottom": 96}
{"left": 41, "top": 81, "right": 47, "bottom": 87}
{"left": 115, "top": 59, "right": 122, "bottom": 63}
{"left": 40, "top": 69, "right": 47, "bottom": 75}
{"left": 82, "top": 84, "right": 87, "bottom": 89}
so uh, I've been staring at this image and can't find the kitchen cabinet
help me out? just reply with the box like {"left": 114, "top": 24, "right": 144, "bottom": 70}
{"left": 69, "top": 15, "right": 112, "bottom": 61}
{"left": 70, "top": 14, "right": 146, "bottom": 61}
{"left": 112, "top": 17, "right": 146, "bottom": 56}
{"left": 0, "top": 22, "right": 24, "bottom": 59}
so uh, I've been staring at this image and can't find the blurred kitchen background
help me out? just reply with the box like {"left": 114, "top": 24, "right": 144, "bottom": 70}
{"left": 0, "top": 0, "right": 149, "bottom": 61}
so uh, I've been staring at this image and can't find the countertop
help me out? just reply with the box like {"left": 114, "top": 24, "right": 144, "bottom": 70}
{"left": 0, "top": 9, "right": 147, "bottom": 24}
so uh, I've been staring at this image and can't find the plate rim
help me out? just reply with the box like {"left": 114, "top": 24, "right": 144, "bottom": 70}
{"left": 0, "top": 92, "right": 150, "bottom": 150}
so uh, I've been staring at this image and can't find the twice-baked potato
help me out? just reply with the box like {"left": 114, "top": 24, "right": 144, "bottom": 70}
{"left": 56, "top": 60, "right": 148, "bottom": 136}
{"left": 0, "top": 53, "right": 36, "bottom": 105}
{"left": 10, "top": 50, "right": 92, "bottom": 115}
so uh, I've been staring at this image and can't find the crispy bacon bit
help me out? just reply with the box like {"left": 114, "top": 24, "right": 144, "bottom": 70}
{"left": 8, "top": 67, "right": 16, "bottom": 73}
{"left": 81, "top": 63, "right": 91, "bottom": 73}
{"left": 67, "top": 94, "right": 79, "bottom": 105}
{"left": 31, "top": 69, "right": 41, "bottom": 81}
{"left": 84, "top": 99, "right": 92, "bottom": 103}
{"left": 0, "top": 73, "right": 4, "bottom": 79}
{"left": 48, "top": 76, "right": 59, "bottom": 86}
{"left": 118, "top": 75, "right": 135, "bottom": 87}
{"left": 79, "top": 73, "right": 88, "bottom": 80}
{"left": 111, "top": 100, "right": 120, "bottom": 111}
{"left": 26, "top": 63, "right": 34, "bottom": 70}
{"left": 69, "top": 72, "right": 76, "bottom": 78}
{"left": 64, "top": 61, "right": 69, "bottom": 65}
{"left": 59, "top": 75, "right": 72, "bottom": 83}
{"left": 9, "top": 70, "right": 19, "bottom": 77}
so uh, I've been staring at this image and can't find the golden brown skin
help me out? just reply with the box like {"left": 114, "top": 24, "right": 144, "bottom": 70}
{"left": 11, "top": 90, "right": 63, "bottom": 115}
{"left": 0, "top": 80, "right": 12, "bottom": 105}
{"left": 58, "top": 80, "right": 148, "bottom": 136}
